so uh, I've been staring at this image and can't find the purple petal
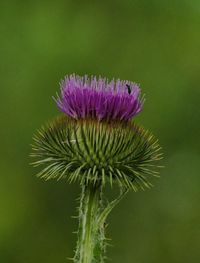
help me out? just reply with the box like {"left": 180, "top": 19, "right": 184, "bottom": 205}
{"left": 56, "top": 74, "right": 144, "bottom": 122}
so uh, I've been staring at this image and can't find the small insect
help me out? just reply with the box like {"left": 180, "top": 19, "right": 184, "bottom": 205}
{"left": 126, "top": 84, "right": 131, "bottom": 95}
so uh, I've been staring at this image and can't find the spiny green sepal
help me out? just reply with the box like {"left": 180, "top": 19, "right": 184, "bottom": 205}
{"left": 31, "top": 116, "right": 162, "bottom": 190}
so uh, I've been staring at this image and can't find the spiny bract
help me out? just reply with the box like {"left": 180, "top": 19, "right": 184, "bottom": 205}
{"left": 31, "top": 116, "right": 162, "bottom": 191}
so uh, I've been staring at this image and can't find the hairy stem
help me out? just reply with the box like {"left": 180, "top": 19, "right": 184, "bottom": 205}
{"left": 73, "top": 182, "right": 128, "bottom": 263}
{"left": 74, "top": 182, "right": 105, "bottom": 263}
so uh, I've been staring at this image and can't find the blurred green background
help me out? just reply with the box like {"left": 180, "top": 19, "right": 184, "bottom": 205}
{"left": 1, "top": 0, "right": 200, "bottom": 262}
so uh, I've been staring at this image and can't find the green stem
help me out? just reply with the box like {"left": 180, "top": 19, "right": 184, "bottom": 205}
{"left": 74, "top": 182, "right": 105, "bottom": 263}
{"left": 73, "top": 182, "right": 128, "bottom": 263}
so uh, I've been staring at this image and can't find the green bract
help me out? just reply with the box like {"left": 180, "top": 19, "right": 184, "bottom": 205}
{"left": 31, "top": 116, "right": 162, "bottom": 191}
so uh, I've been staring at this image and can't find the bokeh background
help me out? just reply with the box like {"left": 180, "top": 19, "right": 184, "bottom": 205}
{"left": 1, "top": 0, "right": 200, "bottom": 262}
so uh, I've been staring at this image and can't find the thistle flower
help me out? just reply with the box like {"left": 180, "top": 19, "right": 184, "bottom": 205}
{"left": 56, "top": 74, "right": 144, "bottom": 122}
{"left": 31, "top": 74, "right": 163, "bottom": 263}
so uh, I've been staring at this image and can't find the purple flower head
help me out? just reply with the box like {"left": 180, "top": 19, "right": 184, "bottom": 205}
{"left": 56, "top": 74, "right": 144, "bottom": 122}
